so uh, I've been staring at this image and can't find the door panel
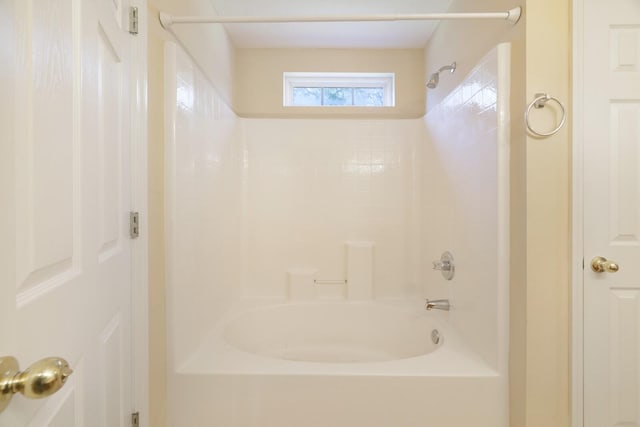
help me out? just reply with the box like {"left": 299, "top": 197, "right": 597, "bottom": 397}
{"left": 608, "top": 102, "right": 640, "bottom": 245}
{"left": 1, "top": 0, "right": 133, "bottom": 425}
{"left": 15, "top": 0, "right": 79, "bottom": 304}
{"left": 97, "top": 22, "right": 125, "bottom": 262}
{"left": 101, "top": 315, "right": 124, "bottom": 427}
{"left": 583, "top": 0, "right": 640, "bottom": 426}
{"left": 608, "top": 289, "right": 640, "bottom": 423}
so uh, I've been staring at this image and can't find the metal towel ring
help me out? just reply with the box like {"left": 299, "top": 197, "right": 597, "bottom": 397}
{"left": 525, "top": 93, "right": 567, "bottom": 138}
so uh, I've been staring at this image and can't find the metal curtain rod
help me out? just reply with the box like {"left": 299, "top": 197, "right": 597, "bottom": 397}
{"left": 159, "top": 7, "right": 522, "bottom": 29}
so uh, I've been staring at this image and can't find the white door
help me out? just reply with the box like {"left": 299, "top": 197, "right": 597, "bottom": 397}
{"left": 582, "top": 0, "right": 640, "bottom": 425}
{"left": 0, "top": 0, "right": 135, "bottom": 425}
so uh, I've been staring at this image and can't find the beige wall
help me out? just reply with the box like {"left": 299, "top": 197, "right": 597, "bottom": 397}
{"left": 147, "top": 1, "right": 237, "bottom": 426}
{"left": 147, "top": 7, "right": 167, "bottom": 426}
{"left": 509, "top": 38, "right": 528, "bottom": 427}
{"left": 234, "top": 48, "right": 425, "bottom": 118}
{"left": 524, "top": 1, "right": 571, "bottom": 426}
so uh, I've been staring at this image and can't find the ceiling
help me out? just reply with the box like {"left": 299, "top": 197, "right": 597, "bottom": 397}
{"left": 207, "top": 0, "right": 455, "bottom": 49}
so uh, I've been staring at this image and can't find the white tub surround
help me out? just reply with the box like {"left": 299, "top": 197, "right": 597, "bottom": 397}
{"left": 166, "top": 40, "right": 511, "bottom": 427}
{"left": 423, "top": 44, "right": 510, "bottom": 374}
{"left": 164, "top": 42, "right": 243, "bottom": 369}
{"left": 287, "top": 268, "right": 317, "bottom": 300}
{"left": 241, "top": 117, "right": 424, "bottom": 299}
{"left": 346, "top": 241, "right": 375, "bottom": 300}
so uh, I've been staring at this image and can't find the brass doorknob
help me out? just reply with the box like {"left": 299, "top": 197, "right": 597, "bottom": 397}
{"left": 0, "top": 356, "right": 73, "bottom": 414}
{"left": 591, "top": 256, "right": 620, "bottom": 273}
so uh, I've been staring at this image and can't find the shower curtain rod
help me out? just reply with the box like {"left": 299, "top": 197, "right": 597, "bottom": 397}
{"left": 159, "top": 6, "right": 522, "bottom": 29}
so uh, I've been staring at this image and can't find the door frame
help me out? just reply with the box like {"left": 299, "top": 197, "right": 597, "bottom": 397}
{"left": 571, "top": 0, "right": 585, "bottom": 425}
{"left": 129, "top": 0, "right": 149, "bottom": 425}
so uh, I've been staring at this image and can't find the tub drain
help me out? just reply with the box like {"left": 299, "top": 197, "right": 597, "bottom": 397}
{"left": 431, "top": 329, "right": 441, "bottom": 345}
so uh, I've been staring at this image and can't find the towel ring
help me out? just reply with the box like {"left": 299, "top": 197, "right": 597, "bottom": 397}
{"left": 525, "top": 93, "right": 567, "bottom": 138}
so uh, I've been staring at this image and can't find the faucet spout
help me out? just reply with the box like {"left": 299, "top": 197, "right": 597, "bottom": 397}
{"left": 425, "top": 299, "right": 450, "bottom": 311}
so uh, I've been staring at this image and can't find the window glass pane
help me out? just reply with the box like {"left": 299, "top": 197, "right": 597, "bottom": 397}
{"left": 323, "top": 88, "right": 353, "bottom": 106}
{"left": 354, "top": 87, "right": 384, "bottom": 107}
{"left": 292, "top": 87, "right": 322, "bottom": 106}
{"left": 284, "top": 72, "right": 394, "bottom": 107}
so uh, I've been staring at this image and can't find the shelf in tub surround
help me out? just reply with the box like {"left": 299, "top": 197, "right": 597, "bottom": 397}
{"left": 287, "top": 241, "right": 375, "bottom": 301}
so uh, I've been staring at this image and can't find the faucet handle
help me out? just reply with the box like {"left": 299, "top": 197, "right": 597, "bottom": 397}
{"left": 432, "top": 251, "right": 455, "bottom": 280}
{"left": 432, "top": 260, "right": 451, "bottom": 271}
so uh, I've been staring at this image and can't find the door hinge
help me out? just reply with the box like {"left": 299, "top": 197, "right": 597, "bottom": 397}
{"left": 131, "top": 412, "right": 140, "bottom": 427}
{"left": 129, "top": 7, "right": 139, "bottom": 35}
{"left": 130, "top": 211, "right": 140, "bottom": 239}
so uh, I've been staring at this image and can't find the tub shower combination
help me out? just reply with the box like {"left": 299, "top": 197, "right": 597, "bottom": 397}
{"left": 164, "top": 14, "right": 511, "bottom": 427}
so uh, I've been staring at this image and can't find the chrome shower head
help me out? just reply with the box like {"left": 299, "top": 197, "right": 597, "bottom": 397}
{"left": 426, "top": 73, "right": 439, "bottom": 89}
{"left": 426, "top": 61, "right": 456, "bottom": 89}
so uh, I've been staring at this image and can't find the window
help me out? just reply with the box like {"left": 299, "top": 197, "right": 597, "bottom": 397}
{"left": 283, "top": 72, "right": 395, "bottom": 107}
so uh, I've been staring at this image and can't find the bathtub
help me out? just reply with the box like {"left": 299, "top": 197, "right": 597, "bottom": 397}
{"left": 165, "top": 41, "right": 512, "bottom": 426}
{"left": 168, "top": 299, "right": 508, "bottom": 427}
{"left": 223, "top": 301, "right": 440, "bottom": 364}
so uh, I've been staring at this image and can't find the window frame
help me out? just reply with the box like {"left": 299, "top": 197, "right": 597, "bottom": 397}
{"left": 283, "top": 72, "right": 395, "bottom": 107}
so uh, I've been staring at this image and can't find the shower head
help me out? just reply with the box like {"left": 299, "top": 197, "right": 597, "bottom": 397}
{"left": 426, "top": 73, "right": 439, "bottom": 89}
{"left": 426, "top": 62, "right": 457, "bottom": 89}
